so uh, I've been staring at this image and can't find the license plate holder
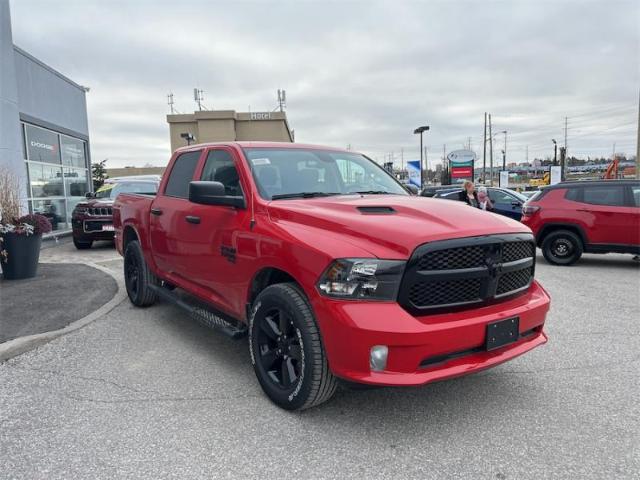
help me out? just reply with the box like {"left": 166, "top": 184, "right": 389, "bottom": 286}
{"left": 486, "top": 317, "right": 519, "bottom": 351}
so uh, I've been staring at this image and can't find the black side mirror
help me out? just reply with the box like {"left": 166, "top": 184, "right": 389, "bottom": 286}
{"left": 405, "top": 184, "right": 419, "bottom": 195}
{"left": 85, "top": 192, "right": 95, "bottom": 199}
{"left": 511, "top": 201, "right": 522, "bottom": 208}
{"left": 189, "top": 181, "right": 246, "bottom": 208}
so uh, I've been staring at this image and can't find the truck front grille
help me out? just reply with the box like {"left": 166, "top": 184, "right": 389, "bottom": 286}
{"left": 398, "top": 234, "right": 536, "bottom": 314}
{"left": 88, "top": 207, "right": 112, "bottom": 216}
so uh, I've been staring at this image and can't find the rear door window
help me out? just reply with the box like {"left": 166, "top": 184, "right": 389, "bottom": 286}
{"left": 164, "top": 151, "right": 201, "bottom": 198}
{"left": 565, "top": 188, "right": 581, "bottom": 202}
{"left": 582, "top": 185, "right": 625, "bottom": 207}
{"left": 631, "top": 186, "right": 640, "bottom": 207}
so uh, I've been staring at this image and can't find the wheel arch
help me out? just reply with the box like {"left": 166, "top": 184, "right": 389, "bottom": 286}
{"left": 122, "top": 224, "right": 139, "bottom": 250}
{"left": 247, "top": 267, "right": 302, "bottom": 311}
{"left": 537, "top": 222, "right": 587, "bottom": 248}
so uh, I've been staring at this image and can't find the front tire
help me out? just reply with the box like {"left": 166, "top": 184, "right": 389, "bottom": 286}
{"left": 124, "top": 240, "right": 157, "bottom": 307}
{"left": 249, "top": 283, "right": 337, "bottom": 410}
{"left": 73, "top": 238, "right": 93, "bottom": 249}
{"left": 541, "top": 229, "right": 583, "bottom": 266}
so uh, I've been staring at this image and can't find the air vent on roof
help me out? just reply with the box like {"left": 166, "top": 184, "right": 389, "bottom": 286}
{"left": 357, "top": 206, "right": 396, "bottom": 214}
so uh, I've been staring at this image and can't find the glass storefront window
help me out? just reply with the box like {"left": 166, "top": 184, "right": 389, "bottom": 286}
{"left": 28, "top": 163, "right": 64, "bottom": 198}
{"left": 23, "top": 122, "right": 90, "bottom": 233}
{"left": 61, "top": 135, "right": 87, "bottom": 168}
{"left": 30, "top": 199, "right": 66, "bottom": 231}
{"left": 64, "top": 167, "right": 89, "bottom": 197}
{"left": 26, "top": 124, "right": 61, "bottom": 164}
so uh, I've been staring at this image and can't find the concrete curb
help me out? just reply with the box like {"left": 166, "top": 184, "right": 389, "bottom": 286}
{"left": 0, "top": 261, "right": 126, "bottom": 362}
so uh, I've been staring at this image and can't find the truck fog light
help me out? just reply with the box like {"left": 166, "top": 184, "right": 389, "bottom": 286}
{"left": 370, "top": 345, "right": 388, "bottom": 372}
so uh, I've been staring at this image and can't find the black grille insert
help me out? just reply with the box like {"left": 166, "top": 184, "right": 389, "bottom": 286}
{"left": 398, "top": 234, "right": 535, "bottom": 313}
{"left": 417, "top": 245, "right": 486, "bottom": 270}
{"left": 497, "top": 267, "right": 533, "bottom": 296}
{"left": 89, "top": 207, "right": 112, "bottom": 216}
{"left": 503, "top": 241, "right": 534, "bottom": 263}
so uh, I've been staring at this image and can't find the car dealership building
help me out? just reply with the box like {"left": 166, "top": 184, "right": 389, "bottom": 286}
{"left": 0, "top": 0, "right": 91, "bottom": 232}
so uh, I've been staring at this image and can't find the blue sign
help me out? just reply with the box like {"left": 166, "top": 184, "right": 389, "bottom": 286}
{"left": 407, "top": 160, "right": 421, "bottom": 188}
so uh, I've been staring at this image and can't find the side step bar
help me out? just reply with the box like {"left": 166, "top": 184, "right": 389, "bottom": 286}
{"left": 149, "top": 284, "right": 248, "bottom": 339}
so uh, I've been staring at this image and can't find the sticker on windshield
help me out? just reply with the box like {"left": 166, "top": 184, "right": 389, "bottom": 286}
{"left": 251, "top": 158, "right": 271, "bottom": 166}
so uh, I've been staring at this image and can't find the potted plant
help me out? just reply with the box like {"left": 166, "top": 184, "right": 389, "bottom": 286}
{"left": 0, "top": 168, "right": 52, "bottom": 280}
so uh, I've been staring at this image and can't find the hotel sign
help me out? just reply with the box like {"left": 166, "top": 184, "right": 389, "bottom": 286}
{"left": 250, "top": 112, "right": 272, "bottom": 120}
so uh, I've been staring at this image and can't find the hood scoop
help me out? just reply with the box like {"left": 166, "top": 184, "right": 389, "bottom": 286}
{"left": 357, "top": 206, "right": 396, "bottom": 215}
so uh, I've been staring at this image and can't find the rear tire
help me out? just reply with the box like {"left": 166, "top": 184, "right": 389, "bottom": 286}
{"left": 541, "top": 229, "right": 583, "bottom": 266}
{"left": 249, "top": 283, "right": 337, "bottom": 410}
{"left": 124, "top": 240, "right": 157, "bottom": 307}
{"left": 73, "top": 238, "right": 92, "bottom": 250}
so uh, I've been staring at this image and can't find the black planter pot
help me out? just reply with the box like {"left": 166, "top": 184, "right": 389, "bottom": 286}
{"left": 0, "top": 232, "right": 42, "bottom": 280}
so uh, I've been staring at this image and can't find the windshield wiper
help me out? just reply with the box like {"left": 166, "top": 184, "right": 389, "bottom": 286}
{"left": 271, "top": 192, "right": 342, "bottom": 200}
{"left": 353, "top": 190, "right": 397, "bottom": 195}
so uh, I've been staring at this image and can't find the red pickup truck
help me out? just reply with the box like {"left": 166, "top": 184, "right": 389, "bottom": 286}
{"left": 113, "top": 142, "right": 550, "bottom": 410}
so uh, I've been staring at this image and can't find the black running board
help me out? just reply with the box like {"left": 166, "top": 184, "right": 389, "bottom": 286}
{"left": 149, "top": 285, "right": 248, "bottom": 339}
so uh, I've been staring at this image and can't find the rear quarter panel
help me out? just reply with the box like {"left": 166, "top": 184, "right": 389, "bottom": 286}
{"left": 113, "top": 194, "right": 154, "bottom": 262}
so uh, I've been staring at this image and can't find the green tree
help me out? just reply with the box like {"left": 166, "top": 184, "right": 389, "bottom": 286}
{"left": 92, "top": 159, "right": 109, "bottom": 191}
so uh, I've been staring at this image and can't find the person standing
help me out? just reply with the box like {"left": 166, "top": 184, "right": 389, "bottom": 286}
{"left": 459, "top": 180, "right": 479, "bottom": 208}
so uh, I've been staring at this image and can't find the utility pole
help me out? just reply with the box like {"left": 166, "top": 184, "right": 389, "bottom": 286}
{"left": 467, "top": 136, "right": 472, "bottom": 150}
{"left": 503, "top": 130, "right": 507, "bottom": 168}
{"left": 483, "top": 112, "right": 487, "bottom": 183}
{"left": 443, "top": 144, "right": 447, "bottom": 184}
{"left": 490, "top": 117, "right": 494, "bottom": 185}
{"left": 424, "top": 146, "right": 428, "bottom": 182}
{"left": 564, "top": 116, "right": 568, "bottom": 158}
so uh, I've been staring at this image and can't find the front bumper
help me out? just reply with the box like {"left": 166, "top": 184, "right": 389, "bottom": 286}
{"left": 72, "top": 216, "right": 115, "bottom": 240}
{"left": 311, "top": 281, "right": 550, "bottom": 386}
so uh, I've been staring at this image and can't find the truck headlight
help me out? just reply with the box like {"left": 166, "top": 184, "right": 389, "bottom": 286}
{"left": 317, "top": 259, "right": 405, "bottom": 300}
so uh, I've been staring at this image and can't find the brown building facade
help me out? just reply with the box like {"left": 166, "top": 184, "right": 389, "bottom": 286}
{"left": 167, "top": 110, "right": 294, "bottom": 151}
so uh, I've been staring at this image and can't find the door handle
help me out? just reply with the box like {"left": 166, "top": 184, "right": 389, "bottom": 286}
{"left": 185, "top": 215, "right": 201, "bottom": 224}
{"left": 151, "top": 208, "right": 163, "bottom": 216}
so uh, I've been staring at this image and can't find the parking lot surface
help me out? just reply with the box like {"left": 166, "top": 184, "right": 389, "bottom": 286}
{"left": 1, "top": 247, "right": 639, "bottom": 479}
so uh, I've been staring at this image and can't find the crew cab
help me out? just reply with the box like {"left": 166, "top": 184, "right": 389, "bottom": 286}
{"left": 113, "top": 142, "right": 550, "bottom": 410}
{"left": 72, "top": 177, "right": 159, "bottom": 249}
{"left": 521, "top": 179, "right": 640, "bottom": 265}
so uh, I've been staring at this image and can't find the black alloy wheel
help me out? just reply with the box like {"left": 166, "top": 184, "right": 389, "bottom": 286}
{"left": 250, "top": 283, "right": 337, "bottom": 410}
{"left": 123, "top": 240, "right": 157, "bottom": 307}
{"left": 255, "top": 307, "right": 303, "bottom": 389}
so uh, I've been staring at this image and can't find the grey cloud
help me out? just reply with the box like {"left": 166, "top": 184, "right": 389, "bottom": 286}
{"left": 10, "top": 0, "right": 639, "bottom": 168}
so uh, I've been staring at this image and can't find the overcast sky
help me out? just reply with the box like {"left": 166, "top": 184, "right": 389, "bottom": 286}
{"left": 10, "top": 0, "right": 640, "bottom": 168}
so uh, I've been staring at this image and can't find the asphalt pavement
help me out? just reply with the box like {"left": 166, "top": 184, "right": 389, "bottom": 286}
{"left": 0, "top": 248, "right": 639, "bottom": 479}
{"left": 0, "top": 263, "right": 117, "bottom": 343}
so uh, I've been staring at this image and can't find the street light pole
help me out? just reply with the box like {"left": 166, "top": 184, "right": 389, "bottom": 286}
{"left": 552, "top": 139, "right": 557, "bottom": 166}
{"left": 413, "top": 125, "right": 430, "bottom": 188}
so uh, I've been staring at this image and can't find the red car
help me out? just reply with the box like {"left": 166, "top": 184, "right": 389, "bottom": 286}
{"left": 113, "top": 142, "right": 550, "bottom": 410}
{"left": 521, "top": 180, "right": 640, "bottom": 265}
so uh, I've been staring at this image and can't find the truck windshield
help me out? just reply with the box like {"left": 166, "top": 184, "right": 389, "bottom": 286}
{"left": 244, "top": 148, "right": 409, "bottom": 200}
{"left": 95, "top": 182, "right": 158, "bottom": 199}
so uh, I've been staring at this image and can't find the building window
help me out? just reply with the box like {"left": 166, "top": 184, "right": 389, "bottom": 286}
{"left": 22, "top": 121, "right": 90, "bottom": 232}
{"left": 28, "top": 163, "right": 64, "bottom": 197}
{"left": 61, "top": 135, "right": 87, "bottom": 168}
{"left": 25, "top": 124, "right": 61, "bottom": 164}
